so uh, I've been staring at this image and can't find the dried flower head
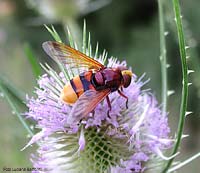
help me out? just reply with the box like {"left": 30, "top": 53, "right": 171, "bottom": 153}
{"left": 25, "top": 26, "right": 173, "bottom": 173}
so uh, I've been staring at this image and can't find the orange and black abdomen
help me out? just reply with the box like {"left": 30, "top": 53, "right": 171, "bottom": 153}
{"left": 60, "top": 71, "right": 95, "bottom": 104}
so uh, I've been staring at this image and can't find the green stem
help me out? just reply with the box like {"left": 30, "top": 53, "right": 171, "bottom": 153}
{"left": 162, "top": 0, "right": 188, "bottom": 172}
{"left": 158, "top": 0, "right": 168, "bottom": 114}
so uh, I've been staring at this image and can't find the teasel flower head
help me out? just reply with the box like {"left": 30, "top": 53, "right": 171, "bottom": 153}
{"left": 25, "top": 25, "right": 173, "bottom": 173}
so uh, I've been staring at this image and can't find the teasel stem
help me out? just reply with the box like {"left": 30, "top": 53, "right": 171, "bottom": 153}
{"left": 162, "top": 0, "right": 189, "bottom": 172}
{"left": 158, "top": 0, "right": 168, "bottom": 115}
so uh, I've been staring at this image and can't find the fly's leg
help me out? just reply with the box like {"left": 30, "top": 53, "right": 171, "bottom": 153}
{"left": 118, "top": 90, "right": 128, "bottom": 109}
{"left": 106, "top": 96, "right": 112, "bottom": 111}
{"left": 91, "top": 110, "right": 95, "bottom": 117}
{"left": 106, "top": 96, "right": 111, "bottom": 118}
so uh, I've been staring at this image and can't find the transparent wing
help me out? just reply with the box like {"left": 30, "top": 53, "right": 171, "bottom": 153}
{"left": 67, "top": 89, "right": 110, "bottom": 124}
{"left": 42, "top": 41, "right": 104, "bottom": 70}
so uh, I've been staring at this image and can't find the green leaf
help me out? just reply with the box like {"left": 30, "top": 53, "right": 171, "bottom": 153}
{"left": 0, "top": 73, "right": 25, "bottom": 104}
{"left": 0, "top": 80, "right": 34, "bottom": 137}
{"left": 24, "top": 43, "right": 42, "bottom": 78}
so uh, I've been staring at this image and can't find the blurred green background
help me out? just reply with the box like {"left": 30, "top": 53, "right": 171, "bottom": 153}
{"left": 0, "top": 0, "right": 199, "bottom": 172}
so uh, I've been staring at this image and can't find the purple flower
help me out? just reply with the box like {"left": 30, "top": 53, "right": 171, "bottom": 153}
{"left": 25, "top": 36, "right": 173, "bottom": 172}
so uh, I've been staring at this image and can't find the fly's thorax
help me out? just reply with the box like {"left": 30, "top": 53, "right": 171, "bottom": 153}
{"left": 94, "top": 72, "right": 104, "bottom": 85}
{"left": 91, "top": 72, "right": 105, "bottom": 91}
{"left": 92, "top": 68, "right": 124, "bottom": 91}
{"left": 103, "top": 68, "right": 123, "bottom": 89}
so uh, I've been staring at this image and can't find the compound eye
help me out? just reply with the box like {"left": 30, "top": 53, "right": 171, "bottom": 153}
{"left": 123, "top": 75, "right": 131, "bottom": 88}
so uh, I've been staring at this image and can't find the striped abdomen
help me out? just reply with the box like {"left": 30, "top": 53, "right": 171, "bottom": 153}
{"left": 60, "top": 71, "right": 95, "bottom": 104}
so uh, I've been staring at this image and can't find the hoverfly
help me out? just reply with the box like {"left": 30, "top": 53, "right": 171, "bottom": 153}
{"left": 42, "top": 41, "right": 133, "bottom": 123}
